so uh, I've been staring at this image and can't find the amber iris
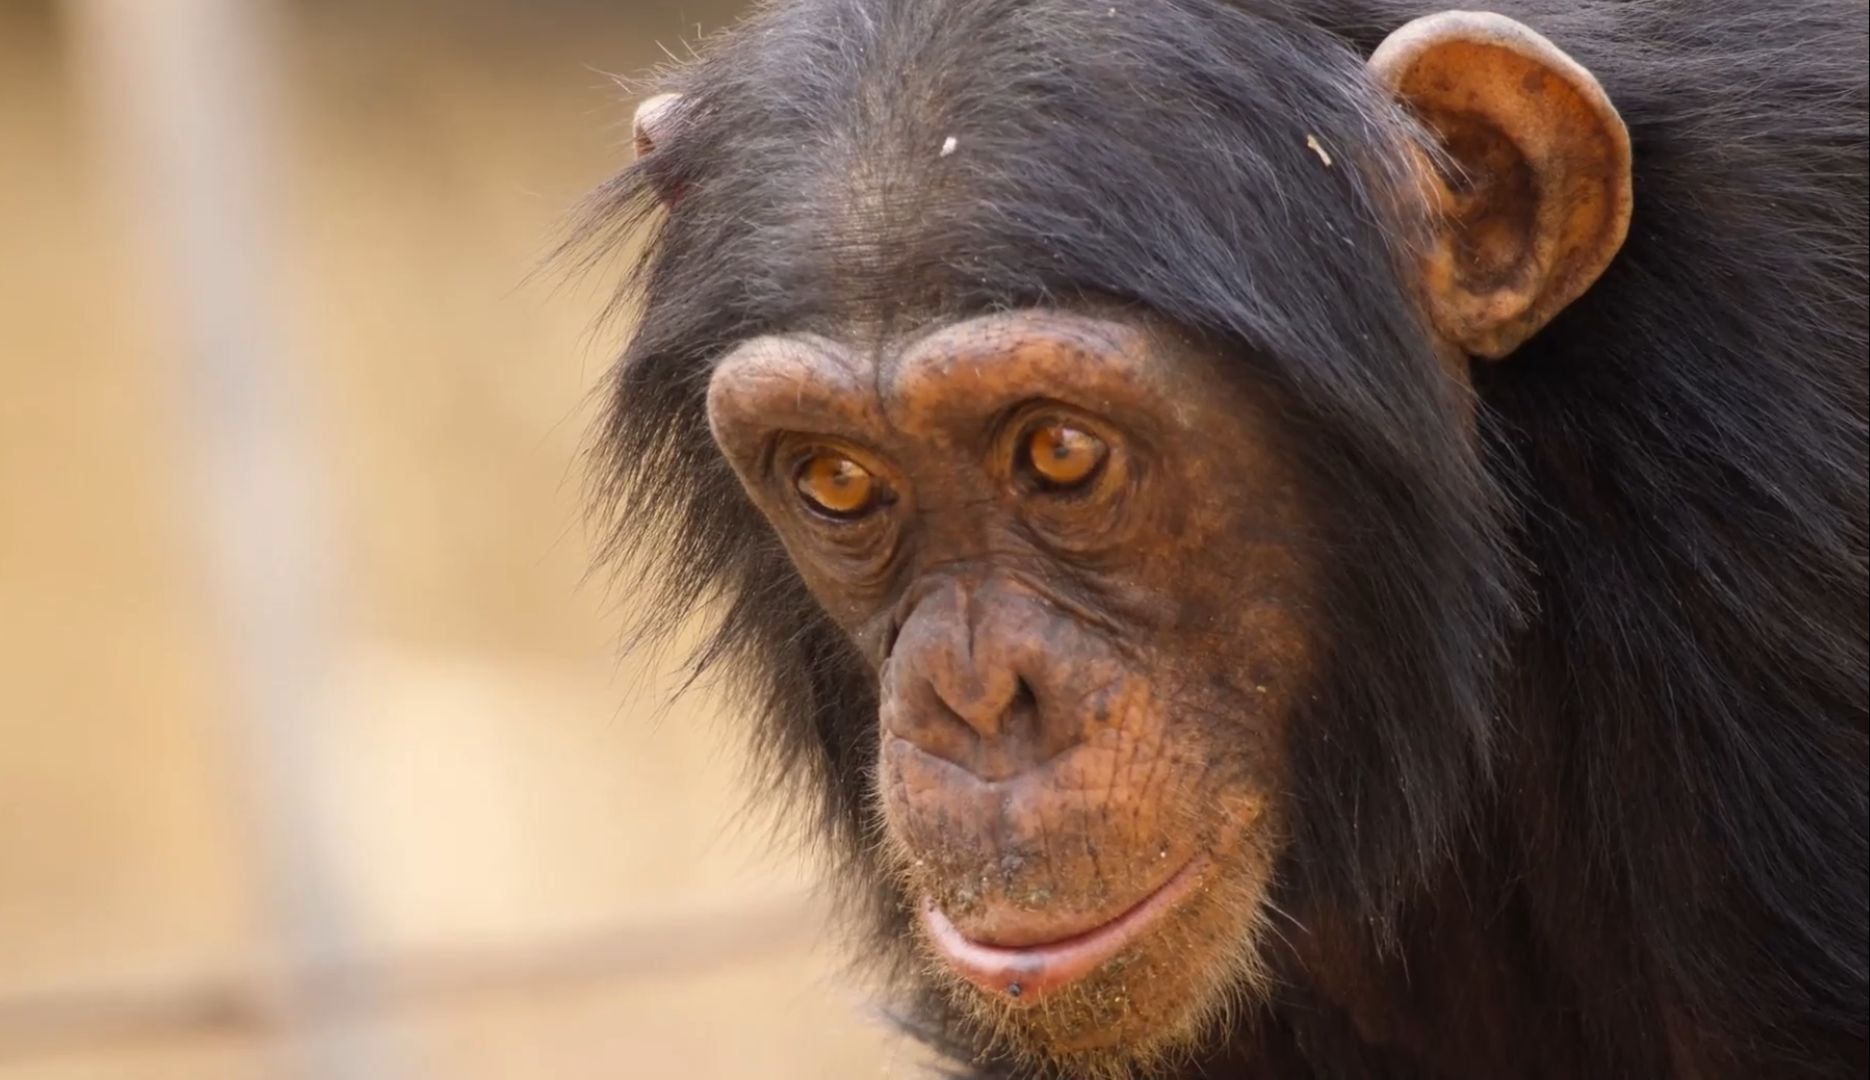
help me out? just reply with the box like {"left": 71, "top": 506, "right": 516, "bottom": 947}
{"left": 1026, "top": 422, "right": 1106, "bottom": 488}
{"left": 796, "top": 453, "right": 878, "bottom": 517}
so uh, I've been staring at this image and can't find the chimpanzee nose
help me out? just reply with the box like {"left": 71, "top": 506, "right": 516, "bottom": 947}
{"left": 882, "top": 579, "right": 1071, "bottom": 781}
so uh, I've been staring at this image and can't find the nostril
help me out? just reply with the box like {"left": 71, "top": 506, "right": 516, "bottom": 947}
{"left": 1002, "top": 675, "right": 1056, "bottom": 759}
{"left": 889, "top": 679, "right": 989, "bottom": 771}
{"left": 1010, "top": 676, "right": 1038, "bottom": 716}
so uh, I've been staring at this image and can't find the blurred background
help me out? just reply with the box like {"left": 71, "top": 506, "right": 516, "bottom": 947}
{"left": 0, "top": 1, "right": 922, "bottom": 1076}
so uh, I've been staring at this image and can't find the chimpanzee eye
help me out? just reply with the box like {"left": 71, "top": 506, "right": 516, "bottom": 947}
{"left": 795, "top": 452, "right": 880, "bottom": 518}
{"left": 1023, "top": 422, "right": 1107, "bottom": 490}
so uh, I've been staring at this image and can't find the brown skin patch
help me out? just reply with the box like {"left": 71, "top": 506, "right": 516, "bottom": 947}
{"left": 708, "top": 311, "right": 1323, "bottom": 1073}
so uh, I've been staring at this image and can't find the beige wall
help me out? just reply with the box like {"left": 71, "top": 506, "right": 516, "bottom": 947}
{"left": 0, "top": 2, "right": 921, "bottom": 1076}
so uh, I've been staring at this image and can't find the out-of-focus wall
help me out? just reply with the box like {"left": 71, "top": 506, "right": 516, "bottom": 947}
{"left": 0, "top": 2, "right": 920, "bottom": 1076}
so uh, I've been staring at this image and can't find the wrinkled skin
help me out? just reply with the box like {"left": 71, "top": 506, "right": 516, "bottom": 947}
{"left": 707, "top": 309, "right": 1321, "bottom": 1062}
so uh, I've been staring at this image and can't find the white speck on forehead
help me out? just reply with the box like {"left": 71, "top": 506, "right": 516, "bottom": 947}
{"left": 939, "top": 135, "right": 958, "bottom": 157}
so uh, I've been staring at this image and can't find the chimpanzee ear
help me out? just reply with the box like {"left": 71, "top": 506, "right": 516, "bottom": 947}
{"left": 633, "top": 93, "right": 687, "bottom": 206}
{"left": 633, "top": 93, "right": 683, "bottom": 159}
{"left": 1370, "top": 12, "right": 1632, "bottom": 360}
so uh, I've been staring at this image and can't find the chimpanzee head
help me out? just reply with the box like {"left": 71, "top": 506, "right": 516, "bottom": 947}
{"left": 595, "top": 1, "right": 1633, "bottom": 1073}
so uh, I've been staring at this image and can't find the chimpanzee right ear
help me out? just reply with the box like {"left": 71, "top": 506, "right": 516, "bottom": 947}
{"left": 633, "top": 93, "right": 686, "bottom": 206}
{"left": 633, "top": 93, "right": 683, "bottom": 159}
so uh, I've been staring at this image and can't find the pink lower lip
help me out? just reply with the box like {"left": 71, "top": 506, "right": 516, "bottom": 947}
{"left": 919, "top": 855, "right": 1208, "bottom": 1004}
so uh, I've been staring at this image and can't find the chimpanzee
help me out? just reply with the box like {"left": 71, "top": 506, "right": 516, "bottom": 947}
{"left": 574, "top": 1, "right": 1868, "bottom": 1077}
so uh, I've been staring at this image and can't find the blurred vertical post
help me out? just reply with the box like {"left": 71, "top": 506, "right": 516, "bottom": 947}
{"left": 58, "top": 1, "right": 397, "bottom": 1077}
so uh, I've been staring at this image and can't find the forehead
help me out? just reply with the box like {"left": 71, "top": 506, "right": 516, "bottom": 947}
{"left": 622, "top": 0, "right": 1443, "bottom": 456}
{"left": 640, "top": 0, "right": 1412, "bottom": 342}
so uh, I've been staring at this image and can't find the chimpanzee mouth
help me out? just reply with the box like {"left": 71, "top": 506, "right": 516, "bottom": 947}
{"left": 918, "top": 854, "right": 1211, "bottom": 1004}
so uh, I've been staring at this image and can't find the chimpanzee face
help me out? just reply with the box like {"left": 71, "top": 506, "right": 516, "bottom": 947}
{"left": 708, "top": 308, "right": 1317, "bottom": 1054}
{"left": 622, "top": 3, "right": 1635, "bottom": 1072}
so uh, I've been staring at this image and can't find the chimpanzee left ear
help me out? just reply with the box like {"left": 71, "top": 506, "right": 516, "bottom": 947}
{"left": 1370, "top": 11, "right": 1632, "bottom": 360}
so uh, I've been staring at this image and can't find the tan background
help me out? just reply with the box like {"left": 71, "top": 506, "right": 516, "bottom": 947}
{"left": 0, "top": 1, "right": 923, "bottom": 1076}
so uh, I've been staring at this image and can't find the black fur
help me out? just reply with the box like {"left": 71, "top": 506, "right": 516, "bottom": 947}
{"left": 571, "top": 2, "right": 1868, "bottom": 1076}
